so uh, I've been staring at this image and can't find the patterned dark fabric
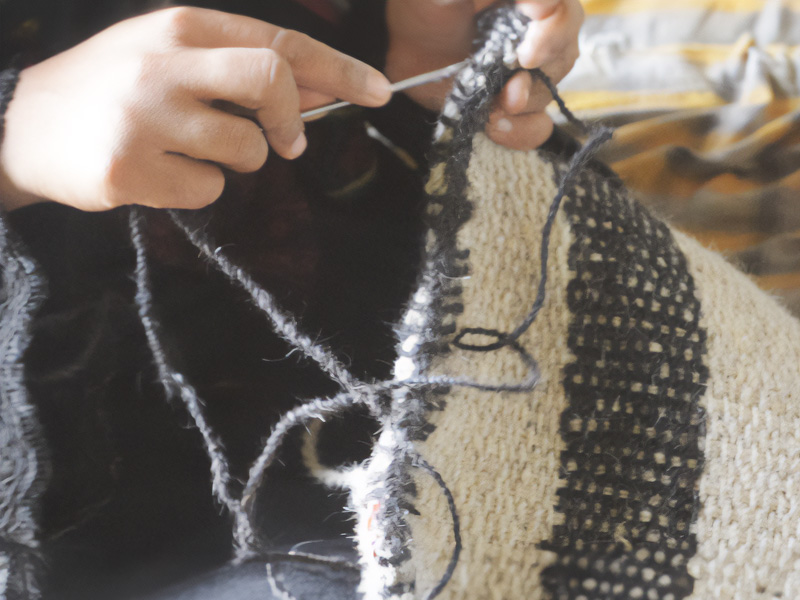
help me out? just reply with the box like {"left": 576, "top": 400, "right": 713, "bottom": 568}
{"left": 0, "top": 216, "right": 48, "bottom": 599}
{"left": 540, "top": 160, "right": 708, "bottom": 598}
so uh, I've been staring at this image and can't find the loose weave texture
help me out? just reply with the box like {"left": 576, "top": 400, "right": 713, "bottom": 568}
{"left": 0, "top": 215, "right": 48, "bottom": 600}
{"left": 348, "top": 64, "right": 800, "bottom": 600}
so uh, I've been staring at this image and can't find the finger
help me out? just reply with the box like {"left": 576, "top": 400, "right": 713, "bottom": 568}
{"left": 497, "top": 52, "right": 578, "bottom": 116}
{"left": 498, "top": 71, "right": 534, "bottom": 115}
{"left": 252, "top": 55, "right": 307, "bottom": 160}
{"left": 267, "top": 29, "right": 391, "bottom": 106}
{"left": 486, "top": 110, "right": 554, "bottom": 151}
{"left": 110, "top": 153, "right": 226, "bottom": 210}
{"left": 165, "top": 7, "right": 390, "bottom": 106}
{"left": 170, "top": 106, "right": 269, "bottom": 173}
{"left": 516, "top": 0, "right": 584, "bottom": 70}
{"left": 175, "top": 48, "right": 306, "bottom": 160}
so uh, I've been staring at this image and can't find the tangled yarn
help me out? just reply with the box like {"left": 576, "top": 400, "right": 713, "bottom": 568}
{"left": 127, "top": 5, "right": 612, "bottom": 597}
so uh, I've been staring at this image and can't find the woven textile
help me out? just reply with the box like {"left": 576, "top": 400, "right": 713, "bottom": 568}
{"left": 344, "top": 7, "right": 800, "bottom": 600}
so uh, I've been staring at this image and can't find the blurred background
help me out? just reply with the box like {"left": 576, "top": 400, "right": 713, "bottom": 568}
{"left": 555, "top": 0, "right": 800, "bottom": 316}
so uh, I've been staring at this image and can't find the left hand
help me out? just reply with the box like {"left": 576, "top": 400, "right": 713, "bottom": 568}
{"left": 385, "top": 0, "right": 583, "bottom": 150}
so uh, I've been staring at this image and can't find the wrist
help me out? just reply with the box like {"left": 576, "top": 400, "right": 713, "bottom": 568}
{"left": 0, "top": 68, "right": 44, "bottom": 211}
{"left": 0, "top": 68, "right": 47, "bottom": 211}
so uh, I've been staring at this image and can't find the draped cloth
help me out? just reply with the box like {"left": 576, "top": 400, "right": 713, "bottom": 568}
{"left": 558, "top": 0, "right": 800, "bottom": 316}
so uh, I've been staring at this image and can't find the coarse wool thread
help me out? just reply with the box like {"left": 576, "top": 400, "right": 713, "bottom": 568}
{"left": 0, "top": 213, "right": 48, "bottom": 599}
{"left": 128, "top": 211, "right": 246, "bottom": 535}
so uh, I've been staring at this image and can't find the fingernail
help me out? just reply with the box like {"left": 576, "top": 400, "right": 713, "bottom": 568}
{"left": 494, "top": 118, "right": 513, "bottom": 133}
{"left": 518, "top": 23, "right": 545, "bottom": 69}
{"left": 290, "top": 132, "right": 307, "bottom": 158}
{"left": 509, "top": 80, "right": 530, "bottom": 113}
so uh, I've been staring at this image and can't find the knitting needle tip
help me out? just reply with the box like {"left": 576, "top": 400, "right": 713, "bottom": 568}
{"left": 301, "top": 60, "right": 468, "bottom": 121}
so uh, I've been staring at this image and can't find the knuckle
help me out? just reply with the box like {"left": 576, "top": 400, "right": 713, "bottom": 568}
{"left": 556, "top": 48, "right": 580, "bottom": 78}
{"left": 95, "top": 193, "right": 121, "bottom": 212}
{"left": 228, "top": 130, "right": 252, "bottom": 165}
{"left": 270, "top": 28, "right": 306, "bottom": 57}
{"left": 159, "top": 6, "right": 198, "bottom": 41}
{"left": 248, "top": 50, "right": 289, "bottom": 105}
{"left": 226, "top": 124, "right": 266, "bottom": 171}
{"left": 339, "top": 59, "right": 364, "bottom": 88}
{"left": 134, "top": 51, "right": 169, "bottom": 92}
{"left": 264, "top": 51, "right": 291, "bottom": 89}
{"left": 246, "top": 135, "right": 269, "bottom": 171}
{"left": 255, "top": 57, "right": 299, "bottom": 122}
{"left": 569, "top": 43, "right": 581, "bottom": 64}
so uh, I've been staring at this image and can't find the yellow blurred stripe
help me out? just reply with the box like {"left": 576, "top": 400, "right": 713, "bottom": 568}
{"left": 756, "top": 272, "right": 800, "bottom": 291}
{"left": 557, "top": 83, "right": 791, "bottom": 113}
{"left": 556, "top": 90, "right": 726, "bottom": 112}
{"left": 582, "top": 0, "right": 800, "bottom": 15}
{"left": 644, "top": 41, "right": 800, "bottom": 65}
{"left": 680, "top": 230, "right": 769, "bottom": 253}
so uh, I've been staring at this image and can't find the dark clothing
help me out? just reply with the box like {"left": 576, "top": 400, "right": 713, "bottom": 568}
{"left": 0, "top": 2, "right": 433, "bottom": 598}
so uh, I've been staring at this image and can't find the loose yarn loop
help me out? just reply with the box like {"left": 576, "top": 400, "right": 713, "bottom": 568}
{"left": 127, "top": 6, "right": 612, "bottom": 598}
{"left": 452, "top": 115, "right": 612, "bottom": 353}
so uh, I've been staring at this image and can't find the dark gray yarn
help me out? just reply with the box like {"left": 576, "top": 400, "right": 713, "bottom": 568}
{"left": 0, "top": 216, "right": 49, "bottom": 599}
{"left": 129, "top": 205, "right": 543, "bottom": 587}
{"left": 1, "top": 66, "right": 50, "bottom": 599}
{"left": 167, "top": 210, "right": 364, "bottom": 395}
{"left": 128, "top": 209, "right": 250, "bottom": 547}
{"left": 409, "top": 454, "right": 462, "bottom": 600}
{"left": 240, "top": 392, "right": 372, "bottom": 516}
{"left": 130, "top": 209, "right": 520, "bottom": 576}
{"left": 0, "top": 70, "right": 21, "bottom": 143}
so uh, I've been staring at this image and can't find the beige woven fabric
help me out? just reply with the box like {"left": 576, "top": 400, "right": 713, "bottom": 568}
{"left": 406, "top": 134, "right": 572, "bottom": 599}
{"left": 376, "top": 133, "right": 800, "bottom": 599}
{"left": 675, "top": 231, "right": 800, "bottom": 599}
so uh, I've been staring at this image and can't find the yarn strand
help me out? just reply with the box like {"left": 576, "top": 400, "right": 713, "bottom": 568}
{"left": 410, "top": 453, "right": 462, "bottom": 600}
{"left": 129, "top": 208, "right": 247, "bottom": 529}
{"left": 168, "top": 210, "right": 364, "bottom": 394}
{"left": 454, "top": 120, "right": 613, "bottom": 353}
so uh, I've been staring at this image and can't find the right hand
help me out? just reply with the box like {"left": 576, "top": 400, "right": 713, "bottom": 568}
{"left": 386, "top": 0, "right": 583, "bottom": 150}
{"left": 0, "top": 7, "right": 391, "bottom": 212}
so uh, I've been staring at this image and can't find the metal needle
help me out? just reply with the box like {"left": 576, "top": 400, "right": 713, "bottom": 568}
{"left": 300, "top": 60, "right": 469, "bottom": 120}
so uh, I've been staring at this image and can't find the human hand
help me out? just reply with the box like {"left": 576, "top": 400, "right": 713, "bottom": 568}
{"left": 0, "top": 7, "right": 391, "bottom": 212}
{"left": 385, "top": 0, "right": 583, "bottom": 150}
